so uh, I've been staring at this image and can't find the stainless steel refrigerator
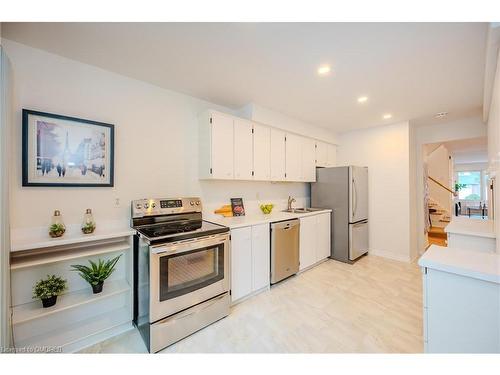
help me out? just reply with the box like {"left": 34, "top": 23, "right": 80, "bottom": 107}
{"left": 311, "top": 166, "right": 369, "bottom": 263}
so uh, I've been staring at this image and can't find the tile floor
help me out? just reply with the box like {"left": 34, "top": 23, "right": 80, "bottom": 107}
{"left": 81, "top": 255, "right": 423, "bottom": 353}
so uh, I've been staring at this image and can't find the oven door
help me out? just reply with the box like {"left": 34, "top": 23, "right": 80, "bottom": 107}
{"left": 149, "top": 233, "right": 229, "bottom": 322}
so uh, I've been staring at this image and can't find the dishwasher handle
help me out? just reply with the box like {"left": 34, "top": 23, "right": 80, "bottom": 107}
{"left": 271, "top": 219, "right": 300, "bottom": 231}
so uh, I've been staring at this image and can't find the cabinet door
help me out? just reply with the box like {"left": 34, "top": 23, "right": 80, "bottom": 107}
{"left": 270, "top": 128, "right": 286, "bottom": 181}
{"left": 230, "top": 227, "right": 253, "bottom": 301}
{"left": 326, "top": 143, "right": 337, "bottom": 167}
{"left": 285, "top": 133, "right": 302, "bottom": 182}
{"left": 253, "top": 123, "right": 271, "bottom": 181}
{"left": 233, "top": 118, "right": 253, "bottom": 180}
{"left": 301, "top": 137, "right": 316, "bottom": 182}
{"left": 211, "top": 112, "right": 234, "bottom": 179}
{"left": 299, "top": 216, "right": 317, "bottom": 271}
{"left": 251, "top": 223, "right": 270, "bottom": 291}
{"left": 316, "top": 141, "right": 328, "bottom": 167}
{"left": 316, "top": 213, "right": 331, "bottom": 261}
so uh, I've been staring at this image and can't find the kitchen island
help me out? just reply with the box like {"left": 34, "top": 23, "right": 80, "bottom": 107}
{"left": 418, "top": 245, "right": 500, "bottom": 353}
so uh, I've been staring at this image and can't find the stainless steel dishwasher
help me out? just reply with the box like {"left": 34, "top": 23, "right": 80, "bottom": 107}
{"left": 270, "top": 219, "right": 300, "bottom": 284}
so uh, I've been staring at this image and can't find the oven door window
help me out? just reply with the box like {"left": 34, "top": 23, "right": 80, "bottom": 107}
{"left": 159, "top": 243, "right": 224, "bottom": 301}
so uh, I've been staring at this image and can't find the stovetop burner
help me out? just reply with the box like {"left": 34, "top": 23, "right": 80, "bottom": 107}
{"left": 139, "top": 220, "right": 203, "bottom": 238}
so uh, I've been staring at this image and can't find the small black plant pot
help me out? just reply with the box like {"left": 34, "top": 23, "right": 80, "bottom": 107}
{"left": 41, "top": 295, "right": 57, "bottom": 308}
{"left": 92, "top": 282, "right": 104, "bottom": 294}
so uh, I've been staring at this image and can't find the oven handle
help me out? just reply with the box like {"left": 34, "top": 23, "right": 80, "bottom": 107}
{"left": 151, "top": 233, "right": 229, "bottom": 256}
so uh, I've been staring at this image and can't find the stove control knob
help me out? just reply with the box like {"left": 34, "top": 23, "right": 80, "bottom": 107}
{"left": 135, "top": 203, "right": 142, "bottom": 210}
{"left": 196, "top": 201, "right": 200, "bottom": 206}
{"left": 190, "top": 201, "right": 195, "bottom": 206}
{"left": 144, "top": 203, "right": 149, "bottom": 209}
{"left": 152, "top": 203, "right": 156, "bottom": 208}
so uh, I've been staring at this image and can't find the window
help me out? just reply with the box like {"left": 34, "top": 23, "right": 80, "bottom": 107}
{"left": 456, "top": 171, "right": 481, "bottom": 201}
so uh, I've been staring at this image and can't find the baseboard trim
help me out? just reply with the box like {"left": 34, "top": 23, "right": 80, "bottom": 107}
{"left": 369, "top": 249, "right": 411, "bottom": 263}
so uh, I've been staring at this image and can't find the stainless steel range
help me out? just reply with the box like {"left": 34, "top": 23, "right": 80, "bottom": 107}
{"left": 131, "top": 197, "right": 230, "bottom": 353}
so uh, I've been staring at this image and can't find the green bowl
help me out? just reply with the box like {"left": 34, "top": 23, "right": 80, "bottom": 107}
{"left": 260, "top": 204, "right": 274, "bottom": 214}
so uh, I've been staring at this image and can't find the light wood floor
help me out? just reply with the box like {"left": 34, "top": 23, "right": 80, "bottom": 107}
{"left": 81, "top": 255, "right": 423, "bottom": 353}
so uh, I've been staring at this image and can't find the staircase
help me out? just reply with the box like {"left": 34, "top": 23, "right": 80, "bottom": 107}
{"left": 428, "top": 199, "right": 451, "bottom": 228}
{"left": 427, "top": 199, "right": 450, "bottom": 246}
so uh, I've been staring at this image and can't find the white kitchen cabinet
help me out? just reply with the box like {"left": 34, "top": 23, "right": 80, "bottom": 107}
{"left": 253, "top": 123, "right": 271, "bottom": 181}
{"left": 285, "top": 133, "right": 302, "bottom": 182}
{"left": 233, "top": 118, "right": 254, "bottom": 180}
{"left": 316, "top": 141, "right": 328, "bottom": 167}
{"left": 270, "top": 128, "right": 286, "bottom": 181}
{"left": 299, "top": 216, "right": 317, "bottom": 271}
{"left": 230, "top": 227, "right": 253, "bottom": 302}
{"left": 300, "top": 213, "right": 331, "bottom": 271}
{"left": 316, "top": 212, "right": 331, "bottom": 260}
{"left": 422, "top": 267, "right": 500, "bottom": 353}
{"left": 230, "top": 224, "right": 271, "bottom": 303}
{"left": 301, "top": 137, "right": 316, "bottom": 182}
{"left": 199, "top": 109, "right": 332, "bottom": 182}
{"left": 326, "top": 143, "right": 337, "bottom": 167}
{"left": 199, "top": 111, "right": 234, "bottom": 179}
{"left": 251, "top": 223, "right": 271, "bottom": 291}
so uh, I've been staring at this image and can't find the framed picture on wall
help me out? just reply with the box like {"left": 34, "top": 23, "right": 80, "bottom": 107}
{"left": 22, "top": 109, "right": 114, "bottom": 187}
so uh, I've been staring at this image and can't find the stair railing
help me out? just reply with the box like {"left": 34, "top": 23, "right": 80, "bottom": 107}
{"left": 427, "top": 176, "right": 458, "bottom": 197}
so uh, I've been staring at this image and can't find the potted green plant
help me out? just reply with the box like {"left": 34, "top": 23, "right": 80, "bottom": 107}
{"left": 70, "top": 255, "right": 122, "bottom": 294}
{"left": 32, "top": 275, "right": 67, "bottom": 308}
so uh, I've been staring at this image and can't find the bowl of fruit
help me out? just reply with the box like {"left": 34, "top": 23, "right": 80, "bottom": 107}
{"left": 260, "top": 204, "right": 274, "bottom": 215}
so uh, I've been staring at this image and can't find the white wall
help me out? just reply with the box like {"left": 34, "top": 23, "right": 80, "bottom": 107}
{"left": 3, "top": 40, "right": 338, "bottom": 230}
{"left": 0, "top": 45, "right": 13, "bottom": 348}
{"left": 337, "top": 121, "right": 412, "bottom": 262}
{"left": 426, "top": 145, "right": 452, "bottom": 213}
{"left": 412, "top": 115, "right": 488, "bottom": 253}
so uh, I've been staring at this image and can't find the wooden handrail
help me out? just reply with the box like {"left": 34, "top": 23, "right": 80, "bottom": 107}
{"left": 427, "top": 176, "right": 457, "bottom": 196}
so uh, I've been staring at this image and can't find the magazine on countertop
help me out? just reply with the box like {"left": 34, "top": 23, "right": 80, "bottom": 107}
{"left": 230, "top": 198, "right": 245, "bottom": 216}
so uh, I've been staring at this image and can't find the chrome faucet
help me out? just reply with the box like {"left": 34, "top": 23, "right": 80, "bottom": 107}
{"left": 287, "top": 196, "right": 296, "bottom": 211}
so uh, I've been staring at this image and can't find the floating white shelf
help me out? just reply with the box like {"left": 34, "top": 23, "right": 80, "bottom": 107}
{"left": 13, "top": 279, "right": 131, "bottom": 325}
{"left": 11, "top": 221, "right": 135, "bottom": 252}
{"left": 10, "top": 240, "right": 130, "bottom": 270}
{"left": 15, "top": 306, "right": 132, "bottom": 351}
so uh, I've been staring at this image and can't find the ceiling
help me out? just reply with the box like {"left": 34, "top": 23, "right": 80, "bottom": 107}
{"left": 2, "top": 22, "right": 489, "bottom": 133}
{"left": 442, "top": 137, "right": 488, "bottom": 164}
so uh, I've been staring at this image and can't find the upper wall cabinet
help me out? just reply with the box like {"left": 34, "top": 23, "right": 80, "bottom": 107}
{"left": 285, "top": 133, "right": 302, "bottom": 181}
{"left": 199, "top": 111, "right": 234, "bottom": 179}
{"left": 316, "top": 141, "right": 337, "bottom": 168}
{"left": 270, "top": 128, "right": 286, "bottom": 181}
{"left": 253, "top": 123, "right": 271, "bottom": 181}
{"left": 234, "top": 118, "right": 254, "bottom": 180}
{"left": 301, "top": 137, "right": 316, "bottom": 182}
{"left": 199, "top": 110, "right": 335, "bottom": 182}
{"left": 316, "top": 141, "right": 328, "bottom": 167}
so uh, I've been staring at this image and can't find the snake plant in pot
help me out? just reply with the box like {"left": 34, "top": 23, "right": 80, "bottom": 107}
{"left": 33, "top": 275, "right": 67, "bottom": 308}
{"left": 70, "top": 255, "right": 122, "bottom": 294}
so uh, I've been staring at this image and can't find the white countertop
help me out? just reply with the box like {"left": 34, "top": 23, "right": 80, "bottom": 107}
{"left": 204, "top": 208, "right": 332, "bottom": 229}
{"left": 445, "top": 217, "right": 496, "bottom": 238}
{"left": 418, "top": 245, "right": 500, "bottom": 284}
{"left": 11, "top": 220, "right": 136, "bottom": 252}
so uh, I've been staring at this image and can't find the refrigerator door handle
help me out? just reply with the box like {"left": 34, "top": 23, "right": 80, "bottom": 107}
{"left": 352, "top": 178, "right": 357, "bottom": 219}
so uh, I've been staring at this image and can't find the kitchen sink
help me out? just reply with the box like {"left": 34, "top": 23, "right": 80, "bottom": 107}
{"left": 282, "top": 207, "right": 324, "bottom": 213}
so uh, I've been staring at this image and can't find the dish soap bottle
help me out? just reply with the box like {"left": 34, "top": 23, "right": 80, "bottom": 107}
{"left": 81, "top": 209, "right": 96, "bottom": 234}
{"left": 49, "top": 210, "right": 66, "bottom": 238}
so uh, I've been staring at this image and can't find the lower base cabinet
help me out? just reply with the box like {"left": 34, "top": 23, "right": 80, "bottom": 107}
{"left": 422, "top": 267, "right": 500, "bottom": 353}
{"left": 299, "top": 212, "right": 331, "bottom": 271}
{"left": 230, "top": 223, "right": 270, "bottom": 302}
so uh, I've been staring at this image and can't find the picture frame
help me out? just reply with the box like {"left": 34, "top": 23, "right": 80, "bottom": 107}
{"left": 22, "top": 109, "right": 114, "bottom": 187}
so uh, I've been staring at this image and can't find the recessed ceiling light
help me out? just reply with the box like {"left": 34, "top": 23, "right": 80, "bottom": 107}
{"left": 435, "top": 112, "right": 449, "bottom": 119}
{"left": 317, "top": 65, "right": 331, "bottom": 75}
{"left": 357, "top": 96, "right": 368, "bottom": 103}
{"left": 383, "top": 114, "right": 392, "bottom": 120}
